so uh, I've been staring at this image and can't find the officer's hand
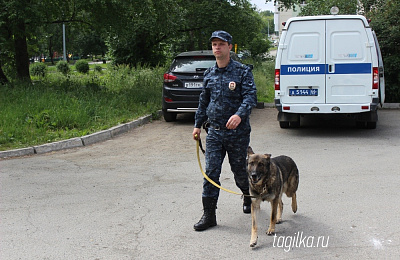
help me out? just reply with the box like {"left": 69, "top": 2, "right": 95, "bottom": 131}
{"left": 193, "top": 128, "right": 201, "bottom": 140}
{"left": 226, "top": 115, "right": 241, "bottom": 129}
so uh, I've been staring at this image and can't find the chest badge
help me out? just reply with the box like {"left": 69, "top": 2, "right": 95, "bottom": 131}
{"left": 228, "top": 81, "right": 236, "bottom": 91}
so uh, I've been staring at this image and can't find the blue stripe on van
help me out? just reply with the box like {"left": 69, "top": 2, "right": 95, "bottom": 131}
{"left": 281, "top": 63, "right": 371, "bottom": 75}
{"left": 333, "top": 63, "right": 371, "bottom": 74}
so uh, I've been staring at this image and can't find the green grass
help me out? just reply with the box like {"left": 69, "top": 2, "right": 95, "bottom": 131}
{"left": 0, "top": 59, "right": 275, "bottom": 151}
{"left": 252, "top": 59, "right": 275, "bottom": 103}
{"left": 0, "top": 64, "right": 164, "bottom": 151}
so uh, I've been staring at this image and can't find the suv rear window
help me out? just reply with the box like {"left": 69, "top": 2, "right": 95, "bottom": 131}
{"left": 170, "top": 57, "right": 216, "bottom": 73}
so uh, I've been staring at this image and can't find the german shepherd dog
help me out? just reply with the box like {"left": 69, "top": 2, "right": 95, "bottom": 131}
{"left": 247, "top": 146, "right": 299, "bottom": 247}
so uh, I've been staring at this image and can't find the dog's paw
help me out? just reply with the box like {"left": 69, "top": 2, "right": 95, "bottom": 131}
{"left": 250, "top": 241, "right": 257, "bottom": 247}
{"left": 267, "top": 228, "right": 275, "bottom": 236}
{"left": 276, "top": 218, "right": 282, "bottom": 224}
{"left": 249, "top": 236, "right": 258, "bottom": 247}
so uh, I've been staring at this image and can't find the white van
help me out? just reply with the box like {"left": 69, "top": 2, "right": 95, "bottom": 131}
{"left": 274, "top": 13, "right": 385, "bottom": 129}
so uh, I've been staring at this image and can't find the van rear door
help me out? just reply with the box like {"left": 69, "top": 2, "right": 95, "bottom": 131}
{"left": 279, "top": 17, "right": 373, "bottom": 105}
{"left": 325, "top": 19, "right": 373, "bottom": 104}
{"left": 279, "top": 19, "right": 326, "bottom": 105}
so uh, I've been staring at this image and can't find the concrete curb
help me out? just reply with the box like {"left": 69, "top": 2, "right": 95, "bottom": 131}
{"left": 34, "top": 138, "right": 83, "bottom": 155}
{"left": 382, "top": 103, "right": 400, "bottom": 109}
{"left": 0, "top": 147, "right": 35, "bottom": 158}
{"left": 81, "top": 130, "right": 112, "bottom": 146}
{"left": 0, "top": 112, "right": 161, "bottom": 160}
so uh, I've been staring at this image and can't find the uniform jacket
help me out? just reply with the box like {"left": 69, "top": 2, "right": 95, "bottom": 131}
{"left": 194, "top": 58, "right": 257, "bottom": 130}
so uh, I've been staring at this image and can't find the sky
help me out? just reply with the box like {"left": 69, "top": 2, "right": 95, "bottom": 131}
{"left": 250, "top": 0, "right": 275, "bottom": 12}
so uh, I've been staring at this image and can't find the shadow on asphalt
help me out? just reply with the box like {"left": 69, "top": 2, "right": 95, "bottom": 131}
{"left": 281, "top": 114, "right": 383, "bottom": 139}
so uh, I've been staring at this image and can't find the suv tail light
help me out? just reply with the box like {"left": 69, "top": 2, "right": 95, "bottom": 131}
{"left": 164, "top": 73, "right": 177, "bottom": 83}
{"left": 274, "top": 69, "right": 280, "bottom": 90}
{"left": 373, "top": 67, "right": 379, "bottom": 89}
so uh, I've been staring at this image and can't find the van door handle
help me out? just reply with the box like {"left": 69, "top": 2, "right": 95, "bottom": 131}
{"left": 328, "top": 64, "right": 335, "bottom": 73}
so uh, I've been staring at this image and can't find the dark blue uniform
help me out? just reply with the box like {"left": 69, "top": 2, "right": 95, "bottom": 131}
{"left": 195, "top": 58, "right": 257, "bottom": 199}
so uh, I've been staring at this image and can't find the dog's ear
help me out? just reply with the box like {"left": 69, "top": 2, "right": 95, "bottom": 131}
{"left": 247, "top": 146, "right": 255, "bottom": 155}
{"left": 263, "top": 154, "right": 271, "bottom": 159}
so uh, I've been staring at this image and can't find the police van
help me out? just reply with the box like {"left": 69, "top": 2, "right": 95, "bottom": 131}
{"left": 274, "top": 9, "right": 385, "bottom": 129}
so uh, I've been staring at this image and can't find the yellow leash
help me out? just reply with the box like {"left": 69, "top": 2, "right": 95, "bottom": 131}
{"left": 195, "top": 135, "right": 244, "bottom": 196}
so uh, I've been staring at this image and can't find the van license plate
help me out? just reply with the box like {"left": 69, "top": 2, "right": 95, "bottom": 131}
{"left": 185, "top": 82, "right": 203, "bottom": 88}
{"left": 289, "top": 89, "right": 318, "bottom": 96}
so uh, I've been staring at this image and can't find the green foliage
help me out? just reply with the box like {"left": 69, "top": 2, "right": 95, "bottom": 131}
{"left": 248, "top": 58, "right": 275, "bottom": 103}
{"left": 298, "top": 0, "right": 358, "bottom": 15}
{"left": 56, "top": 60, "right": 70, "bottom": 75}
{"left": 2, "top": 0, "right": 265, "bottom": 80}
{"left": 29, "top": 62, "right": 47, "bottom": 78}
{"left": 259, "top": 11, "right": 275, "bottom": 35}
{"left": 104, "top": 0, "right": 264, "bottom": 65}
{"left": 0, "top": 65, "right": 164, "bottom": 151}
{"left": 248, "top": 35, "right": 271, "bottom": 60}
{"left": 75, "top": 60, "right": 90, "bottom": 74}
{"left": 94, "top": 65, "right": 103, "bottom": 73}
{"left": 366, "top": 0, "right": 400, "bottom": 102}
{"left": 102, "top": 0, "right": 183, "bottom": 66}
{"left": 2, "top": 0, "right": 399, "bottom": 102}
{"left": 275, "top": 0, "right": 357, "bottom": 14}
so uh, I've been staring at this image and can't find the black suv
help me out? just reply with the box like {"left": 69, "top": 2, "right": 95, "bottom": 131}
{"left": 162, "top": 50, "right": 216, "bottom": 122}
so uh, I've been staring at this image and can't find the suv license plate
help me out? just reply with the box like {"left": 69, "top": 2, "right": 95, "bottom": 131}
{"left": 185, "top": 82, "right": 202, "bottom": 88}
{"left": 289, "top": 89, "right": 318, "bottom": 96}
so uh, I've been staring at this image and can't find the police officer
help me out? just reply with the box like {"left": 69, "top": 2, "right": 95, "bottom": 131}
{"left": 192, "top": 30, "right": 257, "bottom": 231}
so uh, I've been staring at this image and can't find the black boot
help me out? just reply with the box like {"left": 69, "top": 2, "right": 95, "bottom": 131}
{"left": 242, "top": 192, "right": 252, "bottom": 214}
{"left": 194, "top": 197, "right": 217, "bottom": 231}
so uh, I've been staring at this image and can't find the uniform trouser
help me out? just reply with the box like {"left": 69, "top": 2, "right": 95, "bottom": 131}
{"left": 202, "top": 127, "right": 250, "bottom": 199}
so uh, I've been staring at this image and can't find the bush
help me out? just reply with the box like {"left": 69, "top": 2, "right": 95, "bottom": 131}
{"left": 30, "top": 62, "right": 47, "bottom": 78}
{"left": 94, "top": 65, "right": 103, "bottom": 73}
{"left": 56, "top": 60, "right": 70, "bottom": 75}
{"left": 75, "top": 60, "right": 90, "bottom": 74}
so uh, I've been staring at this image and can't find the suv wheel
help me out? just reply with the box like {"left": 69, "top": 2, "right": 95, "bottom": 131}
{"left": 163, "top": 111, "right": 177, "bottom": 122}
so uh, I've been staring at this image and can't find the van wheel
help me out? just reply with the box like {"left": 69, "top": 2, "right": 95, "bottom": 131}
{"left": 356, "top": 121, "right": 377, "bottom": 129}
{"left": 290, "top": 121, "right": 300, "bottom": 128}
{"left": 366, "top": 121, "right": 377, "bottom": 129}
{"left": 356, "top": 121, "right": 366, "bottom": 128}
{"left": 163, "top": 111, "right": 177, "bottom": 122}
{"left": 279, "top": 121, "right": 290, "bottom": 128}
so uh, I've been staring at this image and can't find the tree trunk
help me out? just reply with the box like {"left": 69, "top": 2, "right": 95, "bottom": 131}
{"left": 0, "top": 64, "right": 9, "bottom": 84}
{"left": 14, "top": 21, "right": 31, "bottom": 82}
{"left": 48, "top": 36, "right": 54, "bottom": 65}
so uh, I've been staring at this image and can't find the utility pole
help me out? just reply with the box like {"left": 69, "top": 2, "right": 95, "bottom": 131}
{"left": 63, "top": 23, "right": 67, "bottom": 61}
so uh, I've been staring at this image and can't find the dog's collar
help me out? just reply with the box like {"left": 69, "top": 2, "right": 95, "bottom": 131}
{"left": 250, "top": 186, "right": 269, "bottom": 199}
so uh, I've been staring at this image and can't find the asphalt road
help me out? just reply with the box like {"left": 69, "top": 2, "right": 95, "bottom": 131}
{"left": 1, "top": 108, "right": 400, "bottom": 259}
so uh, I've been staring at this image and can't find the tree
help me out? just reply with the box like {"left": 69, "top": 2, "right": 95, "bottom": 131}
{"left": 170, "top": 0, "right": 264, "bottom": 54}
{"left": 260, "top": 10, "right": 275, "bottom": 36}
{"left": 0, "top": 0, "right": 267, "bottom": 83}
{"left": 0, "top": 0, "right": 94, "bottom": 82}
{"left": 248, "top": 34, "right": 271, "bottom": 59}
{"left": 271, "top": 0, "right": 358, "bottom": 15}
{"left": 102, "top": 0, "right": 264, "bottom": 66}
{"left": 366, "top": 0, "right": 400, "bottom": 102}
{"left": 0, "top": 0, "right": 35, "bottom": 81}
